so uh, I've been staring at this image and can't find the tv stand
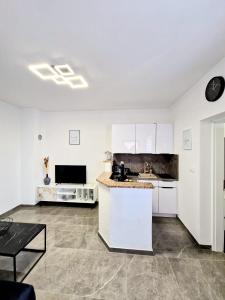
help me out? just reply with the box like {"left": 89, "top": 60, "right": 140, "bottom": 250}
{"left": 37, "top": 184, "right": 97, "bottom": 204}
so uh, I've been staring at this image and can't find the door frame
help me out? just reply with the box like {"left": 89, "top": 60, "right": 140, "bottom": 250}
{"left": 200, "top": 113, "right": 225, "bottom": 252}
{"left": 211, "top": 122, "right": 224, "bottom": 251}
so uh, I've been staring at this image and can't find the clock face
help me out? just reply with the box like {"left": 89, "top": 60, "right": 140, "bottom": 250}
{"left": 205, "top": 76, "right": 225, "bottom": 102}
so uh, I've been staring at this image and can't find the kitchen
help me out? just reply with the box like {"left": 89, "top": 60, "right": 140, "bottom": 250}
{"left": 97, "top": 123, "right": 178, "bottom": 253}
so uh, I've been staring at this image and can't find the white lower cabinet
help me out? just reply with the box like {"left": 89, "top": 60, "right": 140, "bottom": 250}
{"left": 138, "top": 180, "right": 177, "bottom": 215}
{"left": 158, "top": 181, "right": 177, "bottom": 214}
{"left": 152, "top": 186, "right": 159, "bottom": 213}
{"left": 148, "top": 181, "right": 159, "bottom": 213}
{"left": 137, "top": 180, "right": 159, "bottom": 213}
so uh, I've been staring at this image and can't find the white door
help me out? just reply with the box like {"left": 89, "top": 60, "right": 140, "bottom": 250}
{"left": 136, "top": 124, "right": 156, "bottom": 153}
{"left": 158, "top": 186, "right": 177, "bottom": 214}
{"left": 156, "top": 123, "right": 173, "bottom": 154}
{"left": 112, "top": 124, "right": 135, "bottom": 153}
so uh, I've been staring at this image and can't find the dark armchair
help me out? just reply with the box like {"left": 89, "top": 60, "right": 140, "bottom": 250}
{"left": 0, "top": 280, "right": 36, "bottom": 300}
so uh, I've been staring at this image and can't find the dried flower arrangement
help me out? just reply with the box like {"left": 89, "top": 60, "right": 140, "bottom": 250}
{"left": 44, "top": 157, "right": 49, "bottom": 175}
{"left": 43, "top": 157, "right": 51, "bottom": 185}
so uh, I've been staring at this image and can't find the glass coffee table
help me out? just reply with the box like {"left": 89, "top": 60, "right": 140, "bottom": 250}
{"left": 0, "top": 222, "right": 46, "bottom": 282}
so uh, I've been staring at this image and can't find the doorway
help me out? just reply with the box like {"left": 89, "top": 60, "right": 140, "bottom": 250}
{"left": 200, "top": 113, "right": 225, "bottom": 252}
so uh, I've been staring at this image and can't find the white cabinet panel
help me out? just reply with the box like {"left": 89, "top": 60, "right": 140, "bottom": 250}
{"left": 156, "top": 123, "right": 173, "bottom": 154}
{"left": 112, "top": 124, "right": 135, "bottom": 153}
{"left": 137, "top": 180, "right": 159, "bottom": 213}
{"left": 152, "top": 187, "right": 159, "bottom": 213}
{"left": 112, "top": 123, "right": 173, "bottom": 154}
{"left": 136, "top": 124, "right": 156, "bottom": 153}
{"left": 158, "top": 181, "right": 176, "bottom": 188}
{"left": 158, "top": 187, "right": 177, "bottom": 214}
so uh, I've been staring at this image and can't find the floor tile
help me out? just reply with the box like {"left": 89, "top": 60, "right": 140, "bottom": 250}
{"left": 0, "top": 203, "right": 224, "bottom": 300}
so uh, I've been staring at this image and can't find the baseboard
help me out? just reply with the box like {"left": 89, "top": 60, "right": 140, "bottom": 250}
{"left": 153, "top": 213, "right": 176, "bottom": 218}
{"left": 38, "top": 201, "right": 98, "bottom": 208}
{"left": 98, "top": 232, "right": 154, "bottom": 256}
{"left": 176, "top": 216, "right": 211, "bottom": 249}
{"left": 0, "top": 204, "right": 31, "bottom": 218}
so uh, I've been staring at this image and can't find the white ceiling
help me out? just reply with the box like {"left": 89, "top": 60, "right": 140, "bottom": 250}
{"left": 1, "top": 0, "right": 225, "bottom": 111}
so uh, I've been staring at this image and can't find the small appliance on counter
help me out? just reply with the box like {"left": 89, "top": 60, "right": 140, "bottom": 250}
{"left": 117, "top": 161, "right": 127, "bottom": 181}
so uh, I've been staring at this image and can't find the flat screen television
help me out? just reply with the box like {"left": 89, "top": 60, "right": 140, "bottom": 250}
{"left": 55, "top": 165, "right": 86, "bottom": 184}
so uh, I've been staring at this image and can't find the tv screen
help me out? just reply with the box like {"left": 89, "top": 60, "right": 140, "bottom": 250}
{"left": 55, "top": 165, "right": 86, "bottom": 184}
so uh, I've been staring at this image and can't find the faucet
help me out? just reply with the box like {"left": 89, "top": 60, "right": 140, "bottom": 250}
{"left": 144, "top": 162, "right": 150, "bottom": 174}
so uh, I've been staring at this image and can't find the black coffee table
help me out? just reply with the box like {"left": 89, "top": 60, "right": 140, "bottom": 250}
{"left": 0, "top": 222, "right": 46, "bottom": 282}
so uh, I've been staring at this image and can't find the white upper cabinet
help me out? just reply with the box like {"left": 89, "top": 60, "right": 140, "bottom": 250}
{"left": 112, "top": 124, "right": 136, "bottom": 153}
{"left": 156, "top": 123, "right": 173, "bottom": 154}
{"left": 135, "top": 124, "right": 156, "bottom": 153}
{"left": 112, "top": 123, "right": 173, "bottom": 154}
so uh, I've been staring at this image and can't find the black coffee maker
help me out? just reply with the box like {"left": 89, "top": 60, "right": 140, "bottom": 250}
{"left": 118, "top": 161, "right": 127, "bottom": 181}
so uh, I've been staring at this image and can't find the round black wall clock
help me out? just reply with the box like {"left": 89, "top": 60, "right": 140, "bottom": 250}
{"left": 205, "top": 76, "right": 225, "bottom": 102}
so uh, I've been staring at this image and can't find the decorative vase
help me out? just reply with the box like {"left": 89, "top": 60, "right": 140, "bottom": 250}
{"left": 44, "top": 174, "right": 51, "bottom": 185}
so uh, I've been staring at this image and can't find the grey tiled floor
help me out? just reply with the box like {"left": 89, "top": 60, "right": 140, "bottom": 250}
{"left": 0, "top": 204, "right": 225, "bottom": 299}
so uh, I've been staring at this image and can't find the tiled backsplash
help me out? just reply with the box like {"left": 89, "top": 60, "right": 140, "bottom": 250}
{"left": 113, "top": 153, "right": 179, "bottom": 179}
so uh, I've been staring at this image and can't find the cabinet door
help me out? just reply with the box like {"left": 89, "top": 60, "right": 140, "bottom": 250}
{"left": 152, "top": 187, "right": 159, "bottom": 213}
{"left": 158, "top": 187, "right": 177, "bottom": 214}
{"left": 112, "top": 124, "right": 135, "bottom": 153}
{"left": 135, "top": 124, "right": 156, "bottom": 153}
{"left": 156, "top": 123, "right": 173, "bottom": 154}
{"left": 137, "top": 180, "right": 159, "bottom": 213}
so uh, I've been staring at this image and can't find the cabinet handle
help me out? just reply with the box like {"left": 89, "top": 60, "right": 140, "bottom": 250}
{"left": 160, "top": 187, "right": 175, "bottom": 189}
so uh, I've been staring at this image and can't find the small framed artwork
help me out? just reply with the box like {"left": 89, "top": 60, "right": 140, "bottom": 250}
{"left": 69, "top": 130, "right": 80, "bottom": 145}
{"left": 183, "top": 129, "right": 192, "bottom": 150}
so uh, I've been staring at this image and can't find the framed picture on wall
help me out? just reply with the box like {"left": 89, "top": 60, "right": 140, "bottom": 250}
{"left": 183, "top": 129, "right": 192, "bottom": 150}
{"left": 69, "top": 130, "right": 80, "bottom": 145}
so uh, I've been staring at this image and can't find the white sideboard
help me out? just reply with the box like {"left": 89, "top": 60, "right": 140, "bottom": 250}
{"left": 37, "top": 184, "right": 98, "bottom": 204}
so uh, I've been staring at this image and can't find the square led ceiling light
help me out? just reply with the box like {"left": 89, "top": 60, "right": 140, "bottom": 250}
{"left": 54, "top": 64, "right": 74, "bottom": 76}
{"left": 52, "top": 76, "right": 68, "bottom": 85}
{"left": 28, "top": 64, "right": 58, "bottom": 80}
{"left": 66, "top": 75, "right": 88, "bottom": 88}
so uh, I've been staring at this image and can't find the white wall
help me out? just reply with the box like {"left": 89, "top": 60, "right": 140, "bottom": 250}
{"left": 20, "top": 109, "right": 44, "bottom": 205}
{"left": 0, "top": 105, "right": 172, "bottom": 209}
{"left": 172, "top": 56, "right": 225, "bottom": 245}
{"left": 39, "top": 109, "right": 171, "bottom": 185}
{"left": 0, "top": 100, "right": 21, "bottom": 214}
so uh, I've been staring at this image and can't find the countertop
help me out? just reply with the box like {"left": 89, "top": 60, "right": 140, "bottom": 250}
{"left": 137, "top": 177, "right": 178, "bottom": 182}
{"left": 96, "top": 172, "right": 154, "bottom": 189}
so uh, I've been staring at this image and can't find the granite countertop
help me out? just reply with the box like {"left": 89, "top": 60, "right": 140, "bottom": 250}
{"left": 96, "top": 172, "right": 154, "bottom": 189}
{"left": 137, "top": 176, "right": 178, "bottom": 182}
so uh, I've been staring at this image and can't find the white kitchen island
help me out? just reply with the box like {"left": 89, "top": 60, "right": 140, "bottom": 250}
{"left": 97, "top": 173, "right": 153, "bottom": 254}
